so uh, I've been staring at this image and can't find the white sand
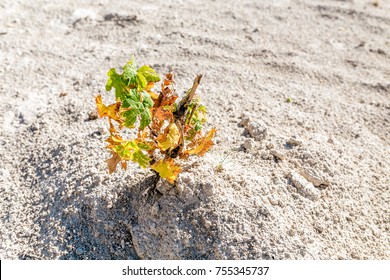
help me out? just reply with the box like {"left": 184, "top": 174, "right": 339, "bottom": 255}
{"left": 0, "top": 0, "right": 389, "bottom": 259}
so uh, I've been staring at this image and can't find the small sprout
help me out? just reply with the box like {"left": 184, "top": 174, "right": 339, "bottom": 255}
{"left": 214, "top": 151, "right": 232, "bottom": 173}
{"left": 286, "top": 97, "right": 293, "bottom": 103}
{"left": 96, "top": 57, "right": 216, "bottom": 184}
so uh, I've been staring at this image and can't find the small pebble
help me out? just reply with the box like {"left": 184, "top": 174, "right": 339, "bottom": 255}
{"left": 247, "top": 120, "right": 268, "bottom": 141}
{"left": 260, "top": 151, "right": 269, "bottom": 160}
{"left": 270, "top": 149, "right": 285, "bottom": 160}
{"left": 88, "top": 111, "right": 98, "bottom": 120}
{"left": 240, "top": 117, "right": 250, "bottom": 127}
{"left": 287, "top": 137, "right": 302, "bottom": 146}
{"left": 289, "top": 171, "right": 320, "bottom": 201}
{"left": 76, "top": 247, "right": 84, "bottom": 255}
{"left": 204, "top": 220, "right": 212, "bottom": 229}
{"left": 266, "top": 143, "right": 274, "bottom": 149}
{"left": 243, "top": 138, "right": 255, "bottom": 151}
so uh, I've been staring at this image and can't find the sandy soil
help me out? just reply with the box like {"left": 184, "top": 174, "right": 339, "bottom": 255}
{"left": 0, "top": 0, "right": 389, "bottom": 259}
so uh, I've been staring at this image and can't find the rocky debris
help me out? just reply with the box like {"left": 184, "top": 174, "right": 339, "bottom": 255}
{"left": 239, "top": 113, "right": 251, "bottom": 127}
{"left": 270, "top": 149, "right": 286, "bottom": 160}
{"left": 289, "top": 159, "right": 301, "bottom": 168}
{"left": 156, "top": 179, "right": 174, "bottom": 195}
{"left": 243, "top": 138, "right": 255, "bottom": 151}
{"left": 240, "top": 114, "right": 268, "bottom": 141}
{"left": 204, "top": 219, "right": 212, "bottom": 229}
{"left": 287, "top": 137, "right": 302, "bottom": 146}
{"left": 247, "top": 120, "right": 268, "bottom": 141}
{"left": 87, "top": 111, "right": 98, "bottom": 121}
{"left": 288, "top": 171, "right": 320, "bottom": 201}
{"left": 299, "top": 168, "right": 330, "bottom": 187}
{"left": 103, "top": 13, "right": 138, "bottom": 24}
{"left": 260, "top": 151, "right": 270, "bottom": 160}
{"left": 75, "top": 247, "right": 84, "bottom": 255}
{"left": 266, "top": 142, "right": 274, "bottom": 149}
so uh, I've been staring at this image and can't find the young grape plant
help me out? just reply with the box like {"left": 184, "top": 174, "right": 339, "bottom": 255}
{"left": 96, "top": 57, "right": 216, "bottom": 184}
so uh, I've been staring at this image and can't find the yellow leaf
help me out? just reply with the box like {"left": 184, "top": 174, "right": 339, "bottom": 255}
{"left": 146, "top": 82, "right": 159, "bottom": 99}
{"left": 185, "top": 128, "right": 216, "bottom": 156}
{"left": 95, "top": 95, "right": 123, "bottom": 124}
{"left": 157, "top": 123, "right": 180, "bottom": 151}
{"left": 151, "top": 158, "right": 182, "bottom": 184}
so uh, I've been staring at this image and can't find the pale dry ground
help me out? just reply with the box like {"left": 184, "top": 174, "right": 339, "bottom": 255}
{"left": 0, "top": 0, "right": 389, "bottom": 259}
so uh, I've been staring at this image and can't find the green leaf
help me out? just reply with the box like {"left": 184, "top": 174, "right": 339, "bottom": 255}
{"left": 121, "top": 110, "right": 138, "bottom": 128}
{"left": 137, "top": 65, "right": 160, "bottom": 83}
{"left": 142, "top": 91, "right": 153, "bottom": 108}
{"left": 136, "top": 72, "right": 147, "bottom": 91}
{"left": 140, "top": 110, "right": 151, "bottom": 129}
{"left": 123, "top": 61, "right": 137, "bottom": 86}
{"left": 121, "top": 90, "right": 153, "bottom": 129}
{"left": 106, "top": 68, "right": 129, "bottom": 101}
{"left": 114, "top": 140, "right": 151, "bottom": 168}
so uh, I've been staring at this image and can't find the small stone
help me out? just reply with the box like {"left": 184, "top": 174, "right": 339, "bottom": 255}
{"left": 88, "top": 111, "right": 98, "bottom": 120}
{"left": 156, "top": 179, "right": 173, "bottom": 195}
{"left": 289, "top": 159, "right": 300, "bottom": 168}
{"left": 266, "top": 142, "right": 274, "bottom": 149}
{"left": 240, "top": 117, "right": 251, "bottom": 127}
{"left": 98, "top": 126, "right": 108, "bottom": 135}
{"left": 151, "top": 202, "right": 159, "bottom": 216}
{"left": 30, "top": 123, "right": 40, "bottom": 132}
{"left": 287, "top": 137, "right": 302, "bottom": 146}
{"left": 299, "top": 168, "right": 329, "bottom": 187}
{"left": 202, "top": 182, "right": 215, "bottom": 197}
{"left": 60, "top": 160, "right": 68, "bottom": 169}
{"left": 289, "top": 171, "right": 320, "bottom": 201}
{"left": 178, "top": 172, "right": 195, "bottom": 186}
{"left": 247, "top": 120, "right": 267, "bottom": 141}
{"left": 302, "top": 152, "right": 313, "bottom": 159}
{"left": 76, "top": 247, "right": 84, "bottom": 255}
{"left": 288, "top": 228, "right": 296, "bottom": 237}
{"left": 243, "top": 138, "right": 255, "bottom": 151}
{"left": 260, "top": 151, "right": 269, "bottom": 160}
{"left": 176, "top": 183, "right": 185, "bottom": 194}
{"left": 351, "top": 252, "right": 360, "bottom": 259}
{"left": 268, "top": 195, "right": 279, "bottom": 206}
{"left": 270, "top": 149, "right": 285, "bottom": 160}
{"left": 204, "top": 220, "right": 212, "bottom": 229}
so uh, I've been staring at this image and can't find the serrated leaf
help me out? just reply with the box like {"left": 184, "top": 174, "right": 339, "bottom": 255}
{"left": 141, "top": 90, "right": 151, "bottom": 107}
{"left": 105, "top": 151, "right": 129, "bottom": 174}
{"left": 123, "top": 60, "right": 137, "bottom": 85}
{"left": 151, "top": 107, "right": 173, "bottom": 131}
{"left": 95, "top": 95, "right": 123, "bottom": 124}
{"left": 137, "top": 65, "right": 160, "bottom": 83}
{"left": 106, "top": 68, "right": 129, "bottom": 101}
{"left": 184, "top": 128, "right": 216, "bottom": 157}
{"left": 121, "top": 90, "right": 153, "bottom": 129}
{"left": 151, "top": 158, "right": 182, "bottom": 184}
{"left": 106, "top": 152, "right": 122, "bottom": 174}
{"left": 105, "top": 121, "right": 125, "bottom": 150}
{"left": 140, "top": 109, "right": 151, "bottom": 130}
{"left": 114, "top": 140, "right": 151, "bottom": 168}
{"left": 136, "top": 72, "right": 147, "bottom": 91}
{"left": 157, "top": 123, "right": 180, "bottom": 151}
